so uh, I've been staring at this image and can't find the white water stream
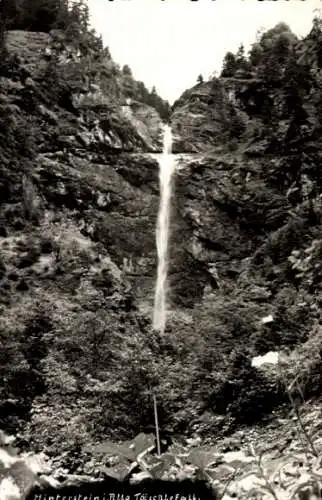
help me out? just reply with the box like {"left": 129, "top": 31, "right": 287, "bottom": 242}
{"left": 153, "top": 125, "right": 175, "bottom": 334}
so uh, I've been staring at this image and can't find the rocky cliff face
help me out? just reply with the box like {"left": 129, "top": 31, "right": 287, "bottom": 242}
{"left": 169, "top": 72, "right": 322, "bottom": 319}
{"left": 0, "top": 30, "right": 165, "bottom": 303}
{"left": 3, "top": 31, "right": 163, "bottom": 152}
{"left": 2, "top": 20, "right": 322, "bottom": 473}
{"left": 171, "top": 79, "right": 250, "bottom": 153}
{"left": 0, "top": 29, "right": 168, "bottom": 447}
{"left": 166, "top": 39, "right": 322, "bottom": 416}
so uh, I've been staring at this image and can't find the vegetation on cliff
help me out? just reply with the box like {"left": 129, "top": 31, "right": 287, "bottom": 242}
{"left": 170, "top": 13, "right": 322, "bottom": 434}
{"left": 1, "top": 0, "right": 170, "bottom": 118}
{"left": 0, "top": 0, "right": 168, "bottom": 450}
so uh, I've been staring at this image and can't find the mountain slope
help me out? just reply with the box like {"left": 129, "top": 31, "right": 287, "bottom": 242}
{"left": 0, "top": 22, "right": 170, "bottom": 454}
{"left": 1, "top": 10, "right": 322, "bottom": 491}
{"left": 167, "top": 18, "right": 322, "bottom": 428}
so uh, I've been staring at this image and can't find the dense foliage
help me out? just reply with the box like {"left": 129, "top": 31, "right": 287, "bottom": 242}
{"left": 170, "top": 14, "right": 322, "bottom": 434}
{"left": 121, "top": 68, "right": 171, "bottom": 120}
{"left": 1, "top": 0, "right": 91, "bottom": 41}
{"left": 219, "top": 17, "right": 322, "bottom": 193}
{"left": 221, "top": 23, "right": 298, "bottom": 80}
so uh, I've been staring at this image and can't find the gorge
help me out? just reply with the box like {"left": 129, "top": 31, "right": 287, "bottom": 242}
{"left": 1, "top": 6, "right": 322, "bottom": 500}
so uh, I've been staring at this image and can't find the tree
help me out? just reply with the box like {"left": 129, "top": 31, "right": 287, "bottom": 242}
{"left": 197, "top": 74, "right": 204, "bottom": 84}
{"left": 252, "top": 23, "right": 298, "bottom": 82}
{"left": 122, "top": 64, "right": 133, "bottom": 77}
{"left": 259, "top": 22, "right": 294, "bottom": 49}
{"left": 236, "top": 43, "right": 245, "bottom": 61}
{"left": 146, "top": 87, "right": 171, "bottom": 121}
{"left": 9, "top": 0, "right": 68, "bottom": 32}
{"left": 69, "top": 0, "right": 89, "bottom": 31}
{"left": 235, "top": 44, "right": 252, "bottom": 78}
{"left": 136, "top": 81, "right": 149, "bottom": 102}
{"left": 1, "top": 0, "right": 93, "bottom": 35}
{"left": 249, "top": 42, "right": 263, "bottom": 67}
{"left": 310, "top": 13, "right": 322, "bottom": 68}
{"left": 221, "top": 52, "right": 237, "bottom": 77}
{"left": 0, "top": 3, "right": 6, "bottom": 58}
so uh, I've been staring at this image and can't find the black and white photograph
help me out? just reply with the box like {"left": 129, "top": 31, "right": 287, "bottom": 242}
{"left": 1, "top": 0, "right": 322, "bottom": 498}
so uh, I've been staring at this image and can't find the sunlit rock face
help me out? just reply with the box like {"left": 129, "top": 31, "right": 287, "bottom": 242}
{"left": 167, "top": 154, "right": 254, "bottom": 307}
{"left": 171, "top": 79, "right": 237, "bottom": 153}
{"left": 4, "top": 31, "right": 164, "bottom": 155}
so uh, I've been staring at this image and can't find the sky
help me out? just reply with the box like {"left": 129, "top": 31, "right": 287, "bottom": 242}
{"left": 89, "top": 0, "right": 321, "bottom": 103}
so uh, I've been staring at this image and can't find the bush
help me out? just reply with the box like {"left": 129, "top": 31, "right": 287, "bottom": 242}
{"left": 280, "top": 324, "right": 322, "bottom": 400}
{"left": 207, "top": 351, "right": 286, "bottom": 425}
{"left": 0, "top": 309, "right": 51, "bottom": 431}
{"left": 253, "top": 216, "right": 308, "bottom": 267}
{"left": 229, "top": 112, "right": 247, "bottom": 140}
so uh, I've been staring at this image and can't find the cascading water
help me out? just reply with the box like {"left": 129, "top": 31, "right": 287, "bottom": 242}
{"left": 153, "top": 125, "right": 175, "bottom": 334}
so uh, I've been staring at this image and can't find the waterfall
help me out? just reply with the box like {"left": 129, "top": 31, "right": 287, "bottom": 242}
{"left": 153, "top": 125, "right": 175, "bottom": 334}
